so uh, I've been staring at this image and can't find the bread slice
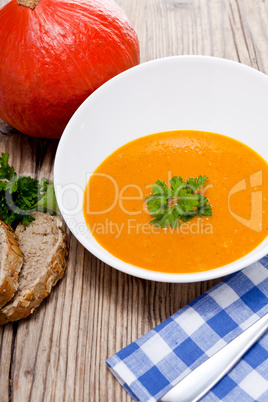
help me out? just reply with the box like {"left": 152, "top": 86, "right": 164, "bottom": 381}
{"left": 0, "top": 221, "right": 24, "bottom": 309}
{"left": 0, "top": 213, "right": 68, "bottom": 325}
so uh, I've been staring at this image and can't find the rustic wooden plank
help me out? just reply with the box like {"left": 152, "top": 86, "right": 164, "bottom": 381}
{"left": 117, "top": 0, "right": 268, "bottom": 73}
{"left": 0, "top": 323, "right": 13, "bottom": 402}
{"left": 0, "top": 0, "right": 268, "bottom": 401}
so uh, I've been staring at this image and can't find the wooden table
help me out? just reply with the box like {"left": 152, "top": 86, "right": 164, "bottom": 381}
{"left": 0, "top": 0, "right": 268, "bottom": 401}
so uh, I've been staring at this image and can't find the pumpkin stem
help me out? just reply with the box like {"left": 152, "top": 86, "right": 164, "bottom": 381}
{"left": 17, "top": 0, "right": 40, "bottom": 9}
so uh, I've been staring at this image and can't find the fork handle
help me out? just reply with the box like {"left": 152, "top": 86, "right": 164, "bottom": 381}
{"left": 161, "top": 313, "right": 268, "bottom": 402}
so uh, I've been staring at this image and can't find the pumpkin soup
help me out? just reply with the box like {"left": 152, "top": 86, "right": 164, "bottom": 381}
{"left": 83, "top": 130, "right": 268, "bottom": 273}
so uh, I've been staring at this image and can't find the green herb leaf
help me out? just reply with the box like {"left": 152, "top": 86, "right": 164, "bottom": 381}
{"left": 0, "top": 152, "right": 15, "bottom": 180}
{"left": 186, "top": 175, "right": 208, "bottom": 191}
{"left": 0, "top": 153, "right": 59, "bottom": 228}
{"left": 170, "top": 176, "right": 184, "bottom": 195}
{"left": 34, "top": 181, "right": 60, "bottom": 214}
{"left": 145, "top": 175, "right": 212, "bottom": 228}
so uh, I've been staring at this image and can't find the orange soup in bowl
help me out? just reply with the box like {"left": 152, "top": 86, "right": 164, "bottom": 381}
{"left": 83, "top": 130, "right": 268, "bottom": 273}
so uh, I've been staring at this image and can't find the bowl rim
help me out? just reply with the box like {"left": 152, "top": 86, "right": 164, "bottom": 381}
{"left": 54, "top": 55, "right": 268, "bottom": 283}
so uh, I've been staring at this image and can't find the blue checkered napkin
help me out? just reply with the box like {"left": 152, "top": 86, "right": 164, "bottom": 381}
{"left": 106, "top": 258, "right": 268, "bottom": 402}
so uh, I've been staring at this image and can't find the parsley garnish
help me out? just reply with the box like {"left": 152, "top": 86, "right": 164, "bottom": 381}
{"left": 145, "top": 175, "right": 212, "bottom": 228}
{"left": 0, "top": 153, "right": 60, "bottom": 228}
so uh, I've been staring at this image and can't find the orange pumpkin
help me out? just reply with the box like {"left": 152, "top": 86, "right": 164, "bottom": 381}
{"left": 0, "top": 0, "right": 140, "bottom": 138}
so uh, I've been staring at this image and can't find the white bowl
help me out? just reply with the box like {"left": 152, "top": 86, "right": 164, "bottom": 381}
{"left": 54, "top": 55, "right": 268, "bottom": 283}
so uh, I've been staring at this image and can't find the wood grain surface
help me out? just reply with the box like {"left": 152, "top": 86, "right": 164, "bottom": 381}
{"left": 0, "top": 0, "right": 268, "bottom": 401}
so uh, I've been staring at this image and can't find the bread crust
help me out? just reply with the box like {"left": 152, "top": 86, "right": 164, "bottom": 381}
{"left": 0, "top": 221, "right": 23, "bottom": 309}
{"left": 0, "top": 213, "right": 69, "bottom": 325}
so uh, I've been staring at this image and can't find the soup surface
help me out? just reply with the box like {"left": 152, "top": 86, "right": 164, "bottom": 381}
{"left": 83, "top": 130, "right": 268, "bottom": 273}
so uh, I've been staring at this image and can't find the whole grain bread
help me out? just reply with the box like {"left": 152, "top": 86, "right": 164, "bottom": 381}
{"left": 0, "top": 213, "right": 68, "bottom": 325}
{"left": 0, "top": 221, "right": 23, "bottom": 309}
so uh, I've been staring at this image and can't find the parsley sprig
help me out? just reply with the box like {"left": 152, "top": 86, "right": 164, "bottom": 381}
{"left": 145, "top": 175, "right": 212, "bottom": 228}
{"left": 0, "top": 153, "right": 59, "bottom": 228}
